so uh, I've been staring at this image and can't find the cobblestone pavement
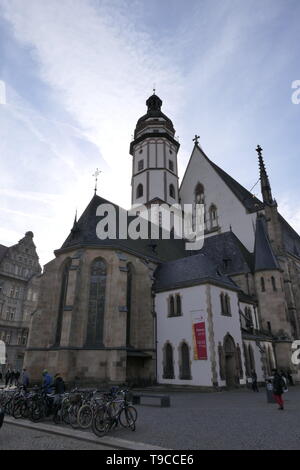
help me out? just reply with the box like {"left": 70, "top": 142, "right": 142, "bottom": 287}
{"left": 109, "top": 386, "right": 300, "bottom": 450}
{"left": 1, "top": 386, "right": 300, "bottom": 450}
{"left": 0, "top": 422, "right": 114, "bottom": 450}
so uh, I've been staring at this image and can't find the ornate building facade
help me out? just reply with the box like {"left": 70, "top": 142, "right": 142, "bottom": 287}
{"left": 24, "top": 94, "right": 300, "bottom": 387}
{"left": 0, "top": 231, "right": 41, "bottom": 374}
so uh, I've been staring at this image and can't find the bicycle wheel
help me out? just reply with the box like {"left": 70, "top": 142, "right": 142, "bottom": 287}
{"left": 91, "top": 407, "right": 111, "bottom": 437}
{"left": 68, "top": 403, "right": 81, "bottom": 429}
{"left": 12, "top": 400, "right": 23, "bottom": 419}
{"left": 119, "top": 406, "right": 137, "bottom": 431}
{"left": 77, "top": 404, "right": 93, "bottom": 429}
{"left": 31, "top": 402, "right": 45, "bottom": 422}
{"left": 61, "top": 398, "right": 70, "bottom": 424}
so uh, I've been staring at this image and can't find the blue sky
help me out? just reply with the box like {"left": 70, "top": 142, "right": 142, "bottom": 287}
{"left": 0, "top": 0, "right": 299, "bottom": 266}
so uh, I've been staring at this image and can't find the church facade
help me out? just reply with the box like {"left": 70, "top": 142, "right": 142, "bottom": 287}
{"left": 24, "top": 93, "right": 300, "bottom": 387}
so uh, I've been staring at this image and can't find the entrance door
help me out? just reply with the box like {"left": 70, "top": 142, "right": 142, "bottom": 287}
{"left": 224, "top": 335, "right": 237, "bottom": 388}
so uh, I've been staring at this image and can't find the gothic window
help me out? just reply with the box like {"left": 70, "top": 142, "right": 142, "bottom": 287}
{"left": 176, "top": 294, "right": 182, "bottom": 316}
{"left": 271, "top": 276, "right": 277, "bottom": 291}
{"left": 195, "top": 183, "right": 204, "bottom": 204}
{"left": 179, "top": 342, "right": 191, "bottom": 380}
{"left": 261, "top": 277, "right": 265, "bottom": 292}
{"left": 243, "top": 342, "right": 251, "bottom": 377}
{"left": 136, "top": 184, "right": 143, "bottom": 199}
{"left": 55, "top": 258, "right": 71, "bottom": 346}
{"left": 169, "top": 296, "right": 175, "bottom": 317}
{"left": 220, "top": 293, "right": 231, "bottom": 315}
{"left": 248, "top": 344, "right": 255, "bottom": 372}
{"left": 126, "top": 263, "right": 133, "bottom": 347}
{"left": 169, "top": 184, "right": 175, "bottom": 199}
{"left": 169, "top": 160, "right": 174, "bottom": 172}
{"left": 163, "top": 343, "right": 174, "bottom": 379}
{"left": 245, "top": 307, "right": 252, "bottom": 329}
{"left": 85, "top": 258, "right": 107, "bottom": 347}
{"left": 209, "top": 204, "right": 218, "bottom": 228}
{"left": 138, "top": 160, "right": 144, "bottom": 171}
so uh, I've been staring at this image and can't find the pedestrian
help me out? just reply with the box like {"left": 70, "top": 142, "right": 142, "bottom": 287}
{"left": 42, "top": 369, "right": 53, "bottom": 394}
{"left": 287, "top": 370, "right": 294, "bottom": 386}
{"left": 21, "top": 369, "right": 30, "bottom": 392}
{"left": 15, "top": 370, "right": 20, "bottom": 386}
{"left": 52, "top": 373, "right": 66, "bottom": 410}
{"left": 10, "top": 370, "right": 15, "bottom": 387}
{"left": 272, "top": 369, "right": 286, "bottom": 410}
{"left": 251, "top": 370, "right": 259, "bottom": 392}
{"left": 5, "top": 369, "right": 11, "bottom": 387}
{"left": 0, "top": 371, "right": 2, "bottom": 382}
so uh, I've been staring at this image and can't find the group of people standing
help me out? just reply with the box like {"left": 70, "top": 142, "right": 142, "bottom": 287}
{"left": 1, "top": 369, "right": 22, "bottom": 387}
{"left": 251, "top": 368, "right": 294, "bottom": 411}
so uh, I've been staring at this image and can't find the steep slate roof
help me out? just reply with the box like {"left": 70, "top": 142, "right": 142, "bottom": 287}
{"left": 196, "top": 231, "right": 254, "bottom": 275}
{"left": 154, "top": 252, "right": 240, "bottom": 292}
{"left": 58, "top": 194, "right": 186, "bottom": 263}
{"left": 278, "top": 214, "right": 300, "bottom": 259}
{"left": 254, "top": 215, "right": 280, "bottom": 271}
{"left": 0, "top": 244, "right": 8, "bottom": 263}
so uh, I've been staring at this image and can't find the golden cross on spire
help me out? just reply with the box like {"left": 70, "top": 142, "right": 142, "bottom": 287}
{"left": 93, "top": 168, "right": 102, "bottom": 194}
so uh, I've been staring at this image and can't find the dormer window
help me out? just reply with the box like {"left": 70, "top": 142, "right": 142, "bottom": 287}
{"left": 169, "top": 160, "right": 174, "bottom": 172}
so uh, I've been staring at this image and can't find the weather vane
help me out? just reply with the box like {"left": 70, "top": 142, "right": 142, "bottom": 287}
{"left": 193, "top": 135, "right": 200, "bottom": 145}
{"left": 93, "top": 168, "right": 102, "bottom": 194}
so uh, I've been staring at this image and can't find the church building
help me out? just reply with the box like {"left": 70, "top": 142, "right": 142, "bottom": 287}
{"left": 24, "top": 93, "right": 300, "bottom": 388}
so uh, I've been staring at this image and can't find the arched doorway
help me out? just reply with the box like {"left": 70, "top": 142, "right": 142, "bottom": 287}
{"left": 223, "top": 334, "right": 237, "bottom": 388}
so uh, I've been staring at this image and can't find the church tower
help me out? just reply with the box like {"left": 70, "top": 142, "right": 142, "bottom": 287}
{"left": 130, "top": 93, "right": 180, "bottom": 208}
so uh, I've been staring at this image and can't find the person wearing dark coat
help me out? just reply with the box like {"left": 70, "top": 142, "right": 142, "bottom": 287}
{"left": 9, "top": 370, "right": 15, "bottom": 386}
{"left": 251, "top": 370, "right": 259, "bottom": 392}
{"left": 52, "top": 373, "right": 65, "bottom": 407}
{"left": 5, "top": 370, "right": 11, "bottom": 387}
{"left": 15, "top": 370, "right": 20, "bottom": 385}
{"left": 272, "top": 369, "right": 285, "bottom": 410}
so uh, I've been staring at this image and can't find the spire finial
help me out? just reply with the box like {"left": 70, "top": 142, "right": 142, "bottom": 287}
{"left": 193, "top": 134, "right": 200, "bottom": 145}
{"left": 153, "top": 83, "right": 156, "bottom": 95}
{"left": 92, "top": 168, "right": 102, "bottom": 194}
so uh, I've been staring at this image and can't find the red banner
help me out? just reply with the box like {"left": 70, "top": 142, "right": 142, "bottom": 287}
{"left": 193, "top": 321, "right": 208, "bottom": 360}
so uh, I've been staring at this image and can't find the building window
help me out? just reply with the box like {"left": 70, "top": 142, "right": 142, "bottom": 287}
{"left": 271, "top": 276, "right": 277, "bottom": 291}
{"left": 261, "top": 277, "right": 265, "bottom": 292}
{"left": 6, "top": 333, "right": 11, "bottom": 344}
{"left": 136, "top": 184, "right": 143, "bottom": 199}
{"left": 179, "top": 342, "right": 192, "bottom": 380}
{"left": 163, "top": 343, "right": 174, "bottom": 379}
{"left": 55, "top": 259, "right": 71, "bottom": 346}
{"left": 126, "top": 263, "right": 133, "bottom": 347}
{"left": 209, "top": 204, "right": 218, "bottom": 228}
{"left": 176, "top": 294, "right": 182, "bottom": 316}
{"left": 195, "top": 183, "right": 204, "bottom": 204}
{"left": 169, "top": 296, "right": 175, "bottom": 316}
{"left": 169, "top": 184, "right": 175, "bottom": 199}
{"left": 248, "top": 344, "right": 255, "bottom": 373}
{"left": 245, "top": 307, "right": 252, "bottom": 329}
{"left": 85, "top": 258, "right": 107, "bottom": 347}
{"left": 138, "top": 160, "right": 144, "bottom": 171}
{"left": 220, "top": 293, "right": 231, "bottom": 316}
{"left": 169, "top": 160, "right": 174, "bottom": 172}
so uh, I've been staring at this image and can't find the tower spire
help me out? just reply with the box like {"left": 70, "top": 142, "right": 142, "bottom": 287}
{"left": 256, "top": 145, "right": 274, "bottom": 205}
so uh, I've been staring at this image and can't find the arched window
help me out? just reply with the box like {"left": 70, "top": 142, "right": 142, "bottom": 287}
{"left": 248, "top": 344, "right": 255, "bottom": 373}
{"left": 220, "top": 293, "right": 225, "bottom": 314}
{"left": 209, "top": 204, "right": 218, "bottom": 228}
{"left": 85, "top": 258, "right": 107, "bottom": 347}
{"left": 225, "top": 294, "right": 231, "bottom": 315}
{"left": 169, "top": 296, "right": 175, "bottom": 316}
{"left": 195, "top": 183, "right": 204, "bottom": 204}
{"left": 245, "top": 307, "right": 252, "bottom": 329}
{"left": 136, "top": 184, "right": 143, "bottom": 199}
{"left": 55, "top": 258, "right": 71, "bottom": 346}
{"left": 176, "top": 294, "right": 182, "bottom": 316}
{"left": 261, "top": 277, "right": 265, "bottom": 292}
{"left": 243, "top": 342, "right": 251, "bottom": 377}
{"left": 179, "top": 342, "right": 191, "bottom": 380}
{"left": 271, "top": 276, "right": 277, "bottom": 291}
{"left": 163, "top": 343, "right": 174, "bottom": 379}
{"left": 169, "top": 184, "right": 175, "bottom": 199}
{"left": 126, "top": 263, "right": 133, "bottom": 346}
